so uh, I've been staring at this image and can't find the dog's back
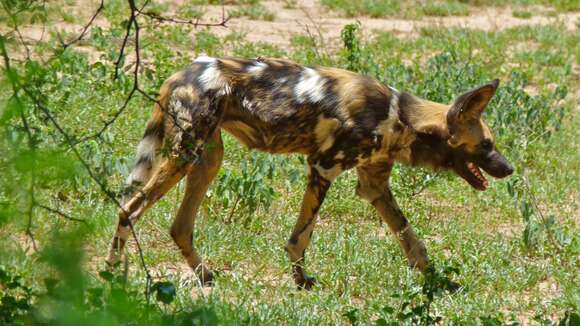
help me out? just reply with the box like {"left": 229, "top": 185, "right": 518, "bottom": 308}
{"left": 153, "top": 56, "right": 395, "bottom": 156}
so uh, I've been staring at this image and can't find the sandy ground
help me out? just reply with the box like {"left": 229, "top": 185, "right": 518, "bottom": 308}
{"left": 7, "top": 0, "right": 579, "bottom": 52}
{"left": 203, "top": 0, "right": 579, "bottom": 48}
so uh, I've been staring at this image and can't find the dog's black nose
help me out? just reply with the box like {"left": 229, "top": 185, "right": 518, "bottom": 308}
{"left": 504, "top": 164, "right": 514, "bottom": 176}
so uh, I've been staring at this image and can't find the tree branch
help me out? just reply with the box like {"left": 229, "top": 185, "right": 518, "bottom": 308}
{"left": 62, "top": 0, "right": 105, "bottom": 49}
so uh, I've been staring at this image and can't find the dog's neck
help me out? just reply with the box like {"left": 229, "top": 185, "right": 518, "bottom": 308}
{"left": 394, "top": 92, "right": 453, "bottom": 168}
{"left": 397, "top": 92, "right": 450, "bottom": 140}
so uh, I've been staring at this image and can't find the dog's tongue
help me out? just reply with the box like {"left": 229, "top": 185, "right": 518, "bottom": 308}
{"left": 468, "top": 162, "right": 488, "bottom": 189}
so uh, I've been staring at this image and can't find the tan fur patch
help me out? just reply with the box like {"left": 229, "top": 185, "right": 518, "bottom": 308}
{"left": 172, "top": 85, "right": 199, "bottom": 104}
{"left": 460, "top": 120, "right": 495, "bottom": 152}
{"left": 313, "top": 163, "right": 342, "bottom": 181}
{"left": 158, "top": 71, "right": 185, "bottom": 108}
{"left": 219, "top": 58, "right": 244, "bottom": 71}
{"left": 321, "top": 68, "right": 365, "bottom": 117}
{"left": 221, "top": 120, "right": 260, "bottom": 148}
{"left": 314, "top": 115, "right": 341, "bottom": 152}
{"left": 406, "top": 100, "right": 449, "bottom": 136}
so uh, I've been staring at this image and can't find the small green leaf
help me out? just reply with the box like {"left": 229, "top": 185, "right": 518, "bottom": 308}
{"left": 375, "top": 318, "right": 387, "bottom": 326}
{"left": 0, "top": 96, "right": 23, "bottom": 124}
{"left": 343, "top": 308, "right": 358, "bottom": 325}
{"left": 98, "top": 270, "right": 114, "bottom": 282}
{"left": 152, "top": 281, "right": 176, "bottom": 304}
{"left": 382, "top": 306, "right": 395, "bottom": 314}
{"left": 44, "top": 278, "right": 59, "bottom": 292}
{"left": 559, "top": 311, "right": 580, "bottom": 326}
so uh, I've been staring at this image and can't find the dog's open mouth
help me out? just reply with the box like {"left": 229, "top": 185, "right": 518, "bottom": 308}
{"left": 465, "top": 162, "right": 489, "bottom": 190}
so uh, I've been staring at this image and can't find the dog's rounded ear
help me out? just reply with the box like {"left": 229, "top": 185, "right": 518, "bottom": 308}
{"left": 447, "top": 79, "right": 499, "bottom": 125}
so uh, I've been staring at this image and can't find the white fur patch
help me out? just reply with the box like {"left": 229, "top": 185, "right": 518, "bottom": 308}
{"left": 295, "top": 68, "right": 326, "bottom": 104}
{"left": 376, "top": 92, "right": 400, "bottom": 137}
{"left": 127, "top": 136, "right": 161, "bottom": 184}
{"left": 241, "top": 97, "right": 254, "bottom": 110}
{"left": 136, "top": 136, "right": 160, "bottom": 162}
{"left": 194, "top": 56, "right": 217, "bottom": 64}
{"left": 198, "top": 60, "right": 232, "bottom": 96}
{"left": 389, "top": 91, "right": 399, "bottom": 114}
{"left": 247, "top": 61, "right": 267, "bottom": 74}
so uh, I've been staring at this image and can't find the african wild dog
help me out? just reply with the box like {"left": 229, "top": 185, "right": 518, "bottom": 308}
{"left": 106, "top": 56, "right": 514, "bottom": 289}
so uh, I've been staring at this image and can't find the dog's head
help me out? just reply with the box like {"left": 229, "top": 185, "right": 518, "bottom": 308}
{"left": 444, "top": 80, "right": 513, "bottom": 190}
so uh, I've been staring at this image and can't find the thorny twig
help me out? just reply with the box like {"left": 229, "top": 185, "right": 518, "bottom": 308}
{"left": 0, "top": 2, "right": 32, "bottom": 60}
{"left": 138, "top": 10, "right": 231, "bottom": 27}
{"left": 298, "top": 6, "right": 326, "bottom": 60}
{"left": 113, "top": 0, "right": 138, "bottom": 80}
{"left": 2, "top": 35, "right": 36, "bottom": 250}
{"left": 61, "top": 0, "right": 105, "bottom": 49}
{"left": 34, "top": 202, "right": 86, "bottom": 223}
{"left": 18, "top": 80, "right": 156, "bottom": 299}
{"left": 410, "top": 172, "right": 440, "bottom": 197}
{"left": 137, "top": 0, "right": 229, "bottom": 27}
{"left": 79, "top": 0, "right": 229, "bottom": 145}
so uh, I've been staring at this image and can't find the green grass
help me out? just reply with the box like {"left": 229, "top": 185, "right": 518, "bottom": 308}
{"left": 512, "top": 9, "right": 534, "bottom": 18}
{"left": 323, "top": 0, "right": 578, "bottom": 17}
{"left": 0, "top": 0, "right": 579, "bottom": 325}
{"left": 459, "top": 0, "right": 578, "bottom": 11}
{"left": 320, "top": 0, "right": 401, "bottom": 18}
{"left": 419, "top": 1, "right": 470, "bottom": 17}
{"left": 178, "top": 2, "right": 207, "bottom": 20}
{"left": 228, "top": 4, "right": 275, "bottom": 21}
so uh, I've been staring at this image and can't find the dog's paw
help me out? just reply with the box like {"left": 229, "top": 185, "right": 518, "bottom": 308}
{"left": 445, "top": 280, "right": 463, "bottom": 293}
{"left": 296, "top": 275, "right": 316, "bottom": 290}
{"left": 196, "top": 270, "right": 215, "bottom": 287}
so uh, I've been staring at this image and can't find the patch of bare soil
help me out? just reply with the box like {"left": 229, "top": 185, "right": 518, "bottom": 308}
{"left": 7, "top": 0, "right": 579, "bottom": 54}
{"left": 201, "top": 0, "right": 579, "bottom": 49}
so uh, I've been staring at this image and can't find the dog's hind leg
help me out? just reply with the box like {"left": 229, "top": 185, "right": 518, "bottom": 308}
{"left": 107, "top": 81, "right": 224, "bottom": 268}
{"left": 170, "top": 129, "right": 224, "bottom": 286}
{"left": 356, "top": 163, "right": 429, "bottom": 272}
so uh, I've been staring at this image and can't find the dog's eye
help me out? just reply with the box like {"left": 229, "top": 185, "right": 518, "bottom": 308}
{"left": 480, "top": 140, "right": 493, "bottom": 151}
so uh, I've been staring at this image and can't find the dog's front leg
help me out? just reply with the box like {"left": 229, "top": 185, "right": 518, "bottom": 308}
{"left": 356, "top": 164, "right": 429, "bottom": 271}
{"left": 286, "top": 164, "right": 335, "bottom": 290}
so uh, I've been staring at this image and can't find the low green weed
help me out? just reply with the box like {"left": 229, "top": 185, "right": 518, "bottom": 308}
{"left": 418, "top": 1, "right": 470, "bottom": 17}
{"left": 213, "top": 154, "right": 278, "bottom": 225}
{"left": 0, "top": 230, "right": 222, "bottom": 325}
{"left": 321, "top": 0, "right": 401, "bottom": 18}
{"left": 228, "top": 4, "right": 275, "bottom": 21}
{"left": 512, "top": 9, "right": 533, "bottom": 18}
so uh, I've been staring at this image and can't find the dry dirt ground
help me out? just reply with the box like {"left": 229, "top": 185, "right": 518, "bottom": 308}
{"left": 10, "top": 0, "right": 580, "bottom": 52}
{"left": 204, "top": 0, "right": 580, "bottom": 48}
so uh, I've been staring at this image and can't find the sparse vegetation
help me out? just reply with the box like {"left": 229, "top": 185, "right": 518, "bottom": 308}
{"left": 0, "top": 0, "right": 578, "bottom": 324}
{"left": 228, "top": 3, "right": 275, "bottom": 21}
{"left": 513, "top": 9, "right": 533, "bottom": 18}
{"left": 323, "top": 0, "right": 579, "bottom": 17}
{"left": 419, "top": 1, "right": 470, "bottom": 17}
{"left": 320, "top": 0, "right": 401, "bottom": 18}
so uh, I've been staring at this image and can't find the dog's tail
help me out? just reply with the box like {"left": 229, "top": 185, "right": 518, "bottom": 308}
{"left": 122, "top": 103, "right": 165, "bottom": 204}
